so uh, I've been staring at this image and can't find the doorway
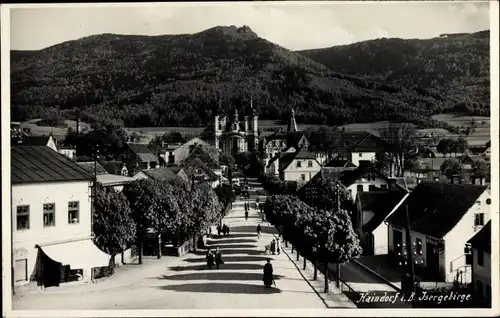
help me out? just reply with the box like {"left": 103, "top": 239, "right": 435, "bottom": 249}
{"left": 426, "top": 241, "right": 440, "bottom": 277}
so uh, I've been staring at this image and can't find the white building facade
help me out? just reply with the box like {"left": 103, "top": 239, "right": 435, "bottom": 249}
{"left": 12, "top": 146, "right": 110, "bottom": 289}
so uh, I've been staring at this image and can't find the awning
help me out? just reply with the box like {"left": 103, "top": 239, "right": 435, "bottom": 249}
{"left": 40, "top": 239, "right": 111, "bottom": 269}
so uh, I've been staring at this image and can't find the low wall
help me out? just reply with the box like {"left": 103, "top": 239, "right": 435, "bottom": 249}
{"left": 113, "top": 248, "right": 136, "bottom": 266}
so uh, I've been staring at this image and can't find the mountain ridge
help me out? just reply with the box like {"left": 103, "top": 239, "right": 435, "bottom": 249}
{"left": 10, "top": 26, "right": 488, "bottom": 129}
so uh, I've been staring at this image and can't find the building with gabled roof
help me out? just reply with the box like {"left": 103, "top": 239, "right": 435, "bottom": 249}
{"left": 467, "top": 220, "right": 491, "bottom": 307}
{"left": 356, "top": 188, "right": 409, "bottom": 255}
{"left": 133, "top": 166, "right": 190, "bottom": 184}
{"left": 266, "top": 148, "right": 321, "bottom": 183}
{"left": 11, "top": 146, "right": 110, "bottom": 289}
{"left": 386, "top": 181, "right": 491, "bottom": 283}
{"left": 12, "top": 135, "right": 58, "bottom": 152}
{"left": 122, "top": 142, "right": 158, "bottom": 174}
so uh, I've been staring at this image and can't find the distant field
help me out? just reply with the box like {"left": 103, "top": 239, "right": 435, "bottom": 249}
{"left": 20, "top": 112, "right": 490, "bottom": 146}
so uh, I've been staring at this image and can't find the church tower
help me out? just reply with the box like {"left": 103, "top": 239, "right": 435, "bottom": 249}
{"left": 287, "top": 108, "right": 298, "bottom": 132}
{"left": 245, "top": 98, "right": 259, "bottom": 152}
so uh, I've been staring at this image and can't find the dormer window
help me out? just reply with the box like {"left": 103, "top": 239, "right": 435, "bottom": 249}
{"left": 296, "top": 161, "right": 302, "bottom": 168}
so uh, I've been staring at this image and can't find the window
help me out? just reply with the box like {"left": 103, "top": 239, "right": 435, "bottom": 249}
{"left": 16, "top": 205, "right": 30, "bottom": 230}
{"left": 381, "top": 184, "right": 388, "bottom": 189}
{"left": 296, "top": 161, "right": 302, "bottom": 168}
{"left": 68, "top": 201, "right": 80, "bottom": 224}
{"left": 14, "top": 259, "right": 27, "bottom": 282}
{"left": 359, "top": 153, "right": 363, "bottom": 158}
{"left": 307, "top": 160, "right": 313, "bottom": 167}
{"left": 43, "top": 203, "right": 55, "bottom": 227}
{"left": 416, "top": 238, "right": 423, "bottom": 255}
{"left": 477, "top": 251, "right": 484, "bottom": 267}
{"left": 301, "top": 174, "right": 306, "bottom": 181}
{"left": 357, "top": 185, "right": 364, "bottom": 193}
{"left": 474, "top": 213, "right": 485, "bottom": 226}
{"left": 369, "top": 185, "right": 376, "bottom": 191}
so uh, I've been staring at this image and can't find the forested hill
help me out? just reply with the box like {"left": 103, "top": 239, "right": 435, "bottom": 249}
{"left": 297, "top": 31, "right": 490, "bottom": 116}
{"left": 11, "top": 25, "right": 482, "bottom": 128}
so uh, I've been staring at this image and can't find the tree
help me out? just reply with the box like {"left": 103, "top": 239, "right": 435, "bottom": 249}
{"left": 309, "top": 208, "right": 362, "bottom": 292}
{"left": 472, "top": 159, "right": 489, "bottom": 185}
{"left": 378, "top": 123, "right": 417, "bottom": 177}
{"left": 93, "top": 183, "right": 136, "bottom": 267}
{"left": 454, "top": 137, "right": 468, "bottom": 156}
{"left": 440, "top": 158, "right": 463, "bottom": 182}
{"left": 301, "top": 177, "right": 355, "bottom": 214}
{"left": 436, "top": 138, "right": 453, "bottom": 157}
{"left": 122, "top": 179, "right": 171, "bottom": 262}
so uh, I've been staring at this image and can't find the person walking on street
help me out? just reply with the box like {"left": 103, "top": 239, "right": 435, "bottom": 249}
{"left": 214, "top": 247, "right": 224, "bottom": 269}
{"left": 206, "top": 248, "right": 214, "bottom": 269}
{"left": 226, "top": 225, "right": 230, "bottom": 236}
{"left": 270, "top": 239, "right": 276, "bottom": 255}
{"left": 263, "top": 259, "right": 274, "bottom": 288}
{"left": 276, "top": 238, "right": 281, "bottom": 255}
{"left": 217, "top": 225, "right": 222, "bottom": 237}
{"left": 245, "top": 210, "right": 249, "bottom": 220}
{"left": 257, "top": 224, "right": 262, "bottom": 239}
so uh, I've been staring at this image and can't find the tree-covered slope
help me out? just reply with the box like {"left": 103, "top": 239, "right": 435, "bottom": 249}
{"left": 11, "top": 25, "right": 475, "bottom": 128}
{"left": 297, "top": 31, "right": 490, "bottom": 116}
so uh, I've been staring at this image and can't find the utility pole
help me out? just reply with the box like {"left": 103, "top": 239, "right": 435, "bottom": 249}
{"left": 336, "top": 186, "right": 341, "bottom": 288}
{"left": 404, "top": 202, "right": 418, "bottom": 308}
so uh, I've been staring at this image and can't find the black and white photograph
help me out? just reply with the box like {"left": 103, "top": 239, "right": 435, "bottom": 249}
{"left": 1, "top": 1, "right": 498, "bottom": 316}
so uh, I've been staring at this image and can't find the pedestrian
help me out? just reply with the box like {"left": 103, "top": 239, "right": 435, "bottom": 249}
{"left": 223, "top": 224, "right": 228, "bottom": 236}
{"left": 215, "top": 247, "right": 224, "bottom": 269}
{"left": 226, "top": 226, "right": 230, "bottom": 236}
{"left": 257, "top": 224, "right": 262, "bottom": 239}
{"left": 263, "top": 259, "right": 274, "bottom": 288}
{"left": 276, "top": 238, "right": 281, "bottom": 255}
{"left": 270, "top": 239, "right": 276, "bottom": 255}
{"left": 206, "top": 248, "right": 214, "bottom": 269}
{"left": 217, "top": 225, "right": 222, "bottom": 237}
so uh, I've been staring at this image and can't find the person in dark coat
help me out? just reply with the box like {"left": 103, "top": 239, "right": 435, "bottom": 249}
{"left": 206, "top": 248, "right": 214, "bottom": 269}
{"left": 222, "top": 224, "right": 228, "bottom": 236}
{"left": 226, "top": 226, "right": 230, "bottom": 236}
{"left": 257, "top": 224, "right": 262, "bottom": 238}
{"left": 217, "top": 225, "right": 222, "bottom": 237}
{"left": 245, "top": 210, "right": 249, "bottom": 220}
{"left": 214, "top": 247, "right": 224, "bottom": 269}
{"left": 263, "top": 259, "right": 274, "bottom": 288}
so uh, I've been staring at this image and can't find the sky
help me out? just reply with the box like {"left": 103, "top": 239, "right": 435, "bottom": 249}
{"left": 8, "top": 1, "right": 491, "bottom": 51}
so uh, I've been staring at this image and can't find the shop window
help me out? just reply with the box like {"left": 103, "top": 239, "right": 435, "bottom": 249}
{"left": 43, "top": 203, "right": 55, "bottom": 227}
{"left": 68, "top": 201, "right": 80, "bottom": 224}
{"left": 16, "top": 205, "right": 30, "bottom": 230}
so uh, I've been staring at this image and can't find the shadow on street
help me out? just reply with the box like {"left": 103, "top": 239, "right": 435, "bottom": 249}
{"left": 157, "top": 272, "right": 286, "bottom": 281}
{"left": 168, "top": 263, "right": 268, "bottom": 271}
{"left": 156, "top": 282, "right": 282, "bottom": 294}
{"left": 229, "top": 225, "right": 277, "bottom": 234}
{"left": 205, "top": 238, "right": 257, "bottom": 244}
{"left": 183, "top": 256, "right": 271, "bottom": 263}
{"left": 206, "top": 244, "right": 258, "bottom": 249}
